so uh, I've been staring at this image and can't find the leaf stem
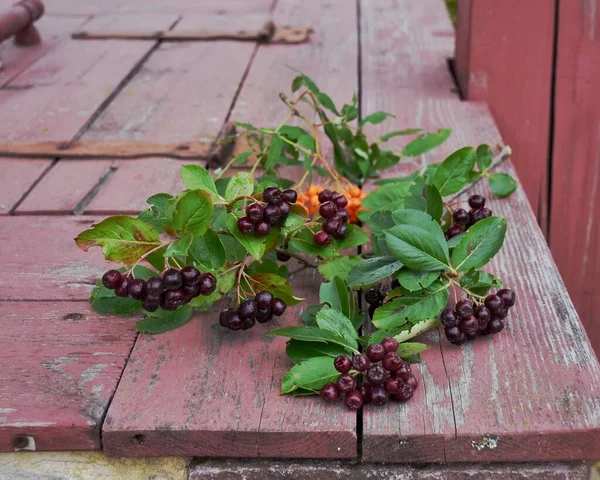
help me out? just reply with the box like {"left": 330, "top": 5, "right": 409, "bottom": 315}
{"left": 126, "top": 242, "right": 170, "bottom": 277}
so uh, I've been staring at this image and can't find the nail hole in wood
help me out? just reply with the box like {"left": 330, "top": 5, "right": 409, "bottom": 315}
{"left": 56, "top": 142, "right": 71, "bottom": 151}
{"left": 12, "top": 436, "right": 29, "bottom": 449}
{"left": 63, "top": 313, "right": 84, "bottom": 321}
{"left": 176, "top": 144, "right": 190, "bottom": 151}
{"left": 132, "top": 434, "right": 145, "bottom": 445}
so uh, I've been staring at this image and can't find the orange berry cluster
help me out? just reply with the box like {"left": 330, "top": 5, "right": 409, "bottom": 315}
{"left": 297, "top": 185, "right": 365, "bottom": 224}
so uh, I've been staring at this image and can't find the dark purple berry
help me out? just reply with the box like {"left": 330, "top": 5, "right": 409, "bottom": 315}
{"left": 335, "top": 209, "right": 349, "bottom": 223}
{"left": 497, "top": 288, "right": 516, "bottom": 307}
{"left": 333, "top": 224, "right": 349, "bottom": 240}
{"left": 440, "top": 308, "right": 458, "bottom": 327}
{"left": 146, "top": 276, "right": 163, "bottom": 295}
{"left": 468, "top": 194, "right": 485, "bottom": 209}
{"left": 276, "top": 251, "right": 291, "bottom": 262}
{"left": 237, "top": 217, "right": 255, "bottom": 235}
{"left": 344, "top": 390, "right": 363, "bottom": 410}
{"left": 334, "top": 355, "right": 352, "bottom": 374}
{"left": 393, "top": 361, "right": 412, "bottom": 377}
{"left": 240, "top": 317, "right": 256, "bottom": 330}
{"left": 277, "top": 201, "right": 291, "bottom": 219}
{"left": 271, "top": 298, "right": 286, "bottom": 316}
{"left": 453, "top": 208, "right": 469, "bottom": 225}
{"left": 365, "top": 288, "right": 382, "bottom": 305}
{"left": 487, "top": 317, "right": 505, "bottom": 334}
{"left": 246, "top": 203, "right": 264, "bottom": 222}
{"left": 494, "top": 304, "right": 508, "bottom": 319}
{"left": 481, "top": 207, "right": 492, "bottom": 218}
{"left": 323, "top": 218, "right": 341, "bottom": 235}
{"left": 484, "top": 294, "right": 505, "bottom": 314}
{"left": 228, "top": 312, "right": 243, "bottom": 331}
{"left": 456, "top": 300, "right": 474, "bottom": 319}
{"left": 282, "top": 189, "right": 297, "bottom": 204}
{"left": 263, "top": 186, "right": 281, "bottom": 204}
{"left": 451, "top": 332, "right": 467, "bottom": 345}
{"left": 238, "top": 299, "right": 257, "bottom": 319}
{"left": 337, "top": 373, "right": 356, "bottom": 392}
{"left": 358, "top": 383, "right": 373, "bottom": 404}
{"left": 163, "top": 269, "right": 183, "bottom": 290}
{"left": 333, "top": 194, "right": 348, "bottom": 209}
{"left": 115, "top": 277, "right": 129, "bottom": 297}
{"left": 102, "top": 270, "right": 122, "bottom": 289}
{"left": 256, "top": 291, "right": 274, "bottom": 309}
{"left": 351, "top": 354, "right": 371, "bottom": 372}
{"left": 445, "top": 325, "right": 463, "bottom": 343}
{"left": 380, "top": 337, "right": 399, "bottom": 353}
{"left": 127, "top": 279, "right": 146, "bottom": 300}
{"left": 460, "top": 316, "right": 479, "bottom": 335}
{"left": 263, "top": 203, "right": 281, "bottom": 226}
{"left": 382, "top": 352, "right": 403, "bottom": 372}
{"left": 371, "top": 386, "right": 388, "bottom": 407}
{"left": 391, "top": 383, "right": 414, "bottom": 402}
{"left": 366, "top": 343, "right": 386, "bottom": 362}
{"left": 446, "top": 225, "right": 462, "bottom": 239}
{"left": 320, "top": 383, "right": 340, "bottom": 402}
{"left": 319, "top": 201, "right": 337, "bottom": 219}
{"left": 469, "top": 208, "right": 486, "bottom": 225}
{"left": 255, "top": 307, "right": 273, "bottom": 323}
{"left": 384, "top": 376, "right": 403, "bottom": 393}
{"left": 254, "top": 220, "right": 271, "bottom": 237}
{"left": 475, "top": 305, "right": 491, "bottom": 331}
{"left": 318, "top": 189, "right": 333, "bottom": 203}
{"left": 164, "top": 288, "right": 185, "bottom": 306}
{"left": 404, "top": 374, "right": 418, "bottom": 391}
{"left": 366, "top": 364, "right": 387, "bottom": 385}
{"left": 198, "top": 273, "right": 216, "bottom": 295}
{"left": 314, "top": 231, "right": 331, "bottom": 246}
{"left": 181, "top": 266, "right": 201, "bottom": 286}
{"left": 142, "top": 296, "right": 161, "bottom": 312}
{"left": 219, "top": 308, "right": 233, "bottom": 327}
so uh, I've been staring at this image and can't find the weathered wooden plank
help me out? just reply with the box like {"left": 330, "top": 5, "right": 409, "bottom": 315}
{"left": 0, "top": 216, "right": 113, "bottom": 301}
{"left": 549, "top": 0, "right": 600, "bottom": 356}
{"left": 0, "top": 302, "right": 137, "bottom": 451}
{"left": 454, "top": 0, "right": 556, "bottom": 231}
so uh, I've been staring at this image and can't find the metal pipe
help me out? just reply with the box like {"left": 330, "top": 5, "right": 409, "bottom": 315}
{"left": 0, "top": 0, "right": 44, "bottom": 46}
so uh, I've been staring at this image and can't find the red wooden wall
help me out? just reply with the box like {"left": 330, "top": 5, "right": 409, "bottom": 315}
{"left": 456, "top": 0, "right": 600, "bottom": 355}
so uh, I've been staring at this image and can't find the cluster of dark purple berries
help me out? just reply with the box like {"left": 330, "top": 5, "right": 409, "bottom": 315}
{"left": 446, "top": 194, "right": 493, "bottom": 239}
{"left": 102, "top": 267, "right": 217, "bottom": 312}
{"left": 237, "top": 187, "right": 297, "bottom": 237}
{"left": 313, "top": 189, "right": 350, "bottom": 246}
{"left": 219, "top": 290, "right": 287, "bottom": 331}
{"left": 320, "top": 337, "right": 419, "bottom": 410}
{"left": 441, "top": 288, "right": 516, "bottom": 345}
{"left": 365, "top": 287, "right": 384, "bottom": 320}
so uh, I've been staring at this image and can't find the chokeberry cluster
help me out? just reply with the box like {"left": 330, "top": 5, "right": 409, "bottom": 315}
{"left": 313, "top": 189, "right": 350, "bottom": 246}
{"left": 102, "top": 267, "right": 217, "bottom": 312}
{"left": 237, "top": 187, "right": 297, "bottom": 237}
{"left": 219, "top": 290, "right": 287, "bottom": 331}
{"left": 320, "top": 337, "right": 419, "bottom": 410}
{"left": 440, "top": 288, "right": 516, "bottom": 345}
{"left": 365, "top": 287, "right": 383, "bottom": 320}
{"left": 446, "top": 194, "right": 493, "bottom": 239}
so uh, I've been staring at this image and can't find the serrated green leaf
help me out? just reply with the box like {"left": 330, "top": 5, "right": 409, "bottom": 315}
{"left": 265, "top": 134, "right": 284, "bottom": 171}
{"left": 362, "top": 176, "right": 426, "bottom": 212}
{"left": 225, "top": 213, "right": 267, "bottom": 260}
{"left": 385, "top": 225, "right": 450, "bottom": 271}
{"left": 247, "top": 272, "right": 303, "bottom": 306}
{"left": 190, "top": 230, "right": 226, "bottom": 268}
{"left": 317, "top": 256, "right": 362, "bottom": 282}
{"left": 460, "top": 269, "right": 502, "bottom": 296}
{"left": 476, "top": 144, "right": 493, "bottom": 171}
{"left": 396, "top": 342, "right": 429, "bottom": 358}
{"left": 136, "top": 305, "right": 193, "bottom": 333}
{"left": 75, "top": 216, "right": 162, "bottom": 264}
{"left": 138, "top": 193, "right": 173, "bottom": 232}
{"left": 452, "top": 217, "right": 507, "bottom": 271}
{"left": 336, "top": 224, "right": 369, "bottom": 250}
{"left": 288, "top": 228, "right": 338, "bottom": 257}
{"left": 359, "top": 111, "right": 393, "bottom": 127}
{"left": 180, "top": 164, "right": 218, "bottom": 195}
{"left": 347, "top": 256, "right": 402, "bottom": 288}
{"left": 90, "top": 284, "right": 141, "bottom": 315}
{"left": 432, "top": 147, "right": 476, "bottom": 196}
{"left": 270, "top": 327, "right": 359, "bottom": 353}
{"left": 316, "top": 307, "right": 358, "bottom": 343}
{"left": 362, "top": 211, "right": 395, "bottom": 237}
{"left": 172, "top": 190, "right": 213, "bottom": 238}
{"left": 395, "top": 269, "right": 440, "bottom": 291}
{"left": 281, "top": 356, "right": 341, "bottom": 394}
{"left": 488, "top": 173, "right": 517, "bottom": 198}
{"left": 379, "top": 128, "right": 422, "bottom": 142}
{"left": 164, "top": 233, "right": 193, "bottom": 257}
{"left": 423, "top": 184, "right": 443, "bottom": 222}
{"left": 285, "top": 340, "right": 348, "bottom": 364}
{"left": 319, "top": 277, "right": 351, "bottom": 318}
{"left": 394, "top": 318, "right": 440, "bottom": 343}
{"left": 402, "top": 128, "right": 452, "bottom": 156}
{"left": 225, "top": 171, "right": 254, "bottom": 202}
{"left": 301, "top": 303, "right": 322, "bottom": 326}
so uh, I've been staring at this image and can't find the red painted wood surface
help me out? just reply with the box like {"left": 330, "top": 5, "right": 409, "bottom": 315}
{"left": 361, "top": 0, "right": 600, "bottom": 463}
{"left": 0, "top": 302, "right": 137, "bottom": 451}
{"left": 102, "top": 0, "right": 359, "bottom": 458}
{"left": 454, "top": 0, "right": 556, "bottom": 231}
{"left": 550, "top": 1, "right": 600, "bottom": 356}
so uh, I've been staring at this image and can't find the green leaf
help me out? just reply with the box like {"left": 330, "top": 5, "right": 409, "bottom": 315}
{"left": 225, "top": 171, "right": 254, "bottom": 202}
{"left": 136, "top": 305, "right": 193, "bottom": 333}
{"left": 225, "top": 213, "right": 267, "bottom": 260}
{"left": 285, "top": 340, "right": 348, "bottom": 364}
{"left": 379, "top": 128, "right": 422, "bottom": 142}
{"left": 180, "top": 164, "right": 218, "bottom": 195}
{"left": 423, "top": 184, "right": 443, "bottom": 222}
{"left": 281, "top": 356, "right": 341, "bottom": 394}
{"left": 190, "top": 230, "right": 226, "bottom": 268}
{"left": 247, "top": 258, "right": 287, "bottom": 277}
{"left": 301, "top": 304, "right": 322, "bottom": 326}
{"left": 402, "top": 128, "right": 452, "bottom": 156}
{"left": 489, "top": 173, "right": 517, "bottom": 198}
{"left": 476, "top": 144, "right": 493, "bottom": 171}
{"left": 396, "top": 342, "right": 429, "bottom": 358}
{"left": 460, "top": 269, "right": 502, "bottom": 296}
{"left": 394, "top": 318, "right": 440, "bottom": 343}
{"left": 452, "top": 217, "right": 507, "bottom": 271}
{"left": 362, "top": 211, "right": 395, "bottom": 237}
{"left": 172, "top": 190, "right": 213, "bottom": 238}
{"left": 319, "top": 277, "right": 351, "bottom": 318}
{"left": 270, "top": 327, "right": 359, "bottom": 353}
{"left": 75, "top": 216, "right": 161, "bottom": 264}
{"left": 90, "top": 284, "right": 141, "bottom": 315}
{"left": 395, "top": 269, "right": 440, "bottom": 292}
{"left": 247, "top": 273, "right": 303, "bottom": 306}
{"left": 164, "top": 233, "right": 193, "bottom": 257}
{"left": 265, "top": 135, "right": 284, "bottom": 171}
{"left": 336, "top": 224, "right": 369, "bottom": 250}
{"left": 189, "top": 289, "right": 221, "bottom": 309}
{"left": 289, "top": 228, "right": 338, "bottom": 257}
{"left": 373, "top": 280, "right": 449, "bottom": 329}
{"left": 359, "top": 111, "right": 393, "bottom": 127}
{"left": 234, "top": 151, "right": 254, "bottom": 165}
{"left": 138, "top": 193, "right": 173, "bottom": 232}
{"left": 391, "top": 209, "right": 447, "bottom": 242}
{"left": 361, "top": 177, "right": 425, "bottom": 212}
{"left": 317, "top": 256, "right": 362, "bottom": 282}
{"left": 432, "top": 147, "right": 476, "bottom": 196}
{"left": 316, "top": 307, "right": 358, "bottom": 343}
{"left": 347, "top": 256, "right": 402, "bottom": 288}
{"left": 385, "top": 225, "right": 450, "bottom": 271}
